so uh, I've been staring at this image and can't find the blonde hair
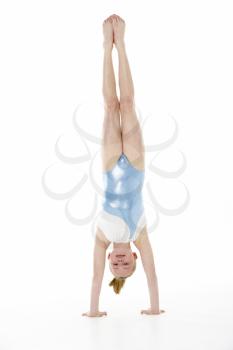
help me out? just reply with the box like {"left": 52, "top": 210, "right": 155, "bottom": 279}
{"left": 109, "top": 262, "right": 136, "bottom": 294}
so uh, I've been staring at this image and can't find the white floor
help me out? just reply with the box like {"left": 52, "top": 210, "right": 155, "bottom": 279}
{"left": 1, "top": 289, "right": 232, "bottom": 350}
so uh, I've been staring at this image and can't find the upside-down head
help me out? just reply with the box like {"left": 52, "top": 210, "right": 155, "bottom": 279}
{"left": 108, "top": 247, "right": 138, "bottom": 294}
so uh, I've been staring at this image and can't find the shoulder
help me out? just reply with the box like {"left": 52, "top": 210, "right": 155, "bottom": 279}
{"left": 133, "top": 225, "right": 149, "bottom": 249}
{"left": 95, "top": 227, "right": 111, "bottom": 249}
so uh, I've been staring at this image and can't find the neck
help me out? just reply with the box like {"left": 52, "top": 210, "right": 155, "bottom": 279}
{"left": 113, "top": 242, "right": 131, "bottom": 249}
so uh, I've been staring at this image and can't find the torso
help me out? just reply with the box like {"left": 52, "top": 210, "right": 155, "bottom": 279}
{"left": 96, "top": 152, "right": 147, "bottom": 245}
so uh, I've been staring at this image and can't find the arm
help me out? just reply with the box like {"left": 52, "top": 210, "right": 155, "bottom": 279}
{"left": 89, "top": 235, "right": 108, "bottom": 314}
{"left": 134, "top": 232, "right": 160, "bottom": 313}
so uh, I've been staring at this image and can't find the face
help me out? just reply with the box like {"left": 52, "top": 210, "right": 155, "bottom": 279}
{"left": 108, "top": 247, "right": 138, "bottom": 278}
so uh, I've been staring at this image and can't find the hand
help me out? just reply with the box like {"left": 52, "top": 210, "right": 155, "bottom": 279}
{"left": 141, "top": 308, "right": 165, "bottom": 315}
{"left": 82, "top": 310, "right": 107, "bottom": 317}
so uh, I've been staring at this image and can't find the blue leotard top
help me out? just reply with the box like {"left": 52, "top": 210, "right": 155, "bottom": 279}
{"left": 101, "top": 152, "right": 146, "bottom": 241}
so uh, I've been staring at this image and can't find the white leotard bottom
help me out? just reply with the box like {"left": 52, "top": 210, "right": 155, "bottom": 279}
{"left": 97, "top": 208, "right": 147, "bottom": 243}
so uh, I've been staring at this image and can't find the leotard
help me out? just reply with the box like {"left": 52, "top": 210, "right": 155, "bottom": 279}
{"left": 97, "top": 152, "right": 147, "bottom": 242}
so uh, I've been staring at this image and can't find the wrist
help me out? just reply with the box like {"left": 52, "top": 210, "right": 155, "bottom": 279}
{"left": 151, "top": 307, "right": 160, "bottom": 314}
{"left": 90, "top": 308, "right": 99, "bottom": 314}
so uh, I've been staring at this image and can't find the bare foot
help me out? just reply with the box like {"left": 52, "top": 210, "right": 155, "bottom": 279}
{"left": 102, "top": 16, "right": 114, "bottom": 50}
{"left": 111, "top": 15, "right": 125, "bottom": 49}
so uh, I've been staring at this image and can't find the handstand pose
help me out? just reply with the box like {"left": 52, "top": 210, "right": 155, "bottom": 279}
{"left": 82, "top": 14, "right": 165, "bottom": 317}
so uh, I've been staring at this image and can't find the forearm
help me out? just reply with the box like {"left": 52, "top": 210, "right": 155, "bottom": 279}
{"left": 138, "top": 235, "right": 160, "bottom": 312}
{"left": 146, "top": 272, "right": 160, "bottom": 311}
{"left": 89, "top": 278, "right": 103, "bottom": 313}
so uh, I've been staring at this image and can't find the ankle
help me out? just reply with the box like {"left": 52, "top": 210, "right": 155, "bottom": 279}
{"left": 115, "top": 40, "right": 125, "bottom": 51}
{"left": 103, "top": 41, "right": 113, "bottom": 51}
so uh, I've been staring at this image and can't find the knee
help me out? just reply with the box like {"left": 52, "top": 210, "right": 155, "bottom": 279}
{"left": 104, "top": 98, "right": 119, "bottom": 111}
{"left": 120, "top": 96, "right": 135, "bottom": 112}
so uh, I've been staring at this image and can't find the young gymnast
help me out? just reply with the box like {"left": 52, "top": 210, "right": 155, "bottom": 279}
{"left": 82, "top": 14, "right": 165, "bottom": 317}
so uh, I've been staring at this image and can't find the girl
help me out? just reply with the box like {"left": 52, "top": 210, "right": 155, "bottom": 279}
{"left": 82, "top": 14, "right": 165, "bottom": 317}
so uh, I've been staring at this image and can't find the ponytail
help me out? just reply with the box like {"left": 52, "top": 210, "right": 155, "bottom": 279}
{"left": 109, "top": 262, "right": 136, "bottom": 294}
{"left": 109, "top": 276, "right": 126, "bottom": 294}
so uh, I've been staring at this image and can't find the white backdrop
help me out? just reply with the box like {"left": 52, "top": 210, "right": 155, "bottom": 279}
{"left": 0, "top": 1, "right": 233, "bottom": 349}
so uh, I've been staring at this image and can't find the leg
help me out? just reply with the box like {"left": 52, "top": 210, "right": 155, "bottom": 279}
{"left": 113, "top": 16, "right": 145, "bottom": 170}
{"left": 101, "top": 16, "right": 122, "bottom": 172}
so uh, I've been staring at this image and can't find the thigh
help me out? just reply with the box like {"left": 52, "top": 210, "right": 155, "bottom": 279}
{"left": 101, "top": 108, "right": 123, "bottom": 172}
{"left": 121, "top": 108, "right": 145, "bottom": 171}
